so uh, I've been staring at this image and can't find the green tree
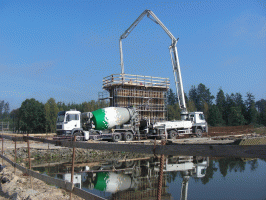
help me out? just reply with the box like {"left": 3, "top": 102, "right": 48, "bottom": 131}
{"left": 168, "top": 104, "right": 180, "bottom": 120}
{"left": 196, "top": 83, "right": 214, "bottom": 111}
{"left": 228, "top": 106, "right": 245, "bottom": 126}
{"left": 216, "top": 88, "right": 226, "bottom": 123}
{"left": 188, "top": 86, "right": 197, "bottom": 101}
{"left": 208, "top": 105, "right": 224, "bottom": 126}
{"left": 224, "top": 94, "right": 236, "bottom": 125}
{"left": 245, "top": 92, "right": 258, "bottom": 125}
{"left": 256, "top": 99, "right": 266, "bottom": 126}
{"left": 10, "top": 108, "right": 20, "bottom": 133}
{"left": 19, "top": 98, "right": 46, "bottom": 133}
{"left": 187, "top": 100, "right": 196, "bottom": 112}
{"left": 2, "top": 102, "right": 10, "bottom": 119}
{"left": 188, "top": 85, "right": 197, "bottom": 108}
{"left": 45, "top": 98, "right": 59, "bottom": 133}
{"left": 188, "top": 84, "right": 214, "bottom": 112}
{"left": 0, "top": 100, "right": 4, "bottom": 119}
{"left": 167, "top": 88, "right": 177, "bottom": 105}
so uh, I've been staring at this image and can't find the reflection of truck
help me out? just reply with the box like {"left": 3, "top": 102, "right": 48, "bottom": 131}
{"left": 56, "top": 173, "right": 82, "bottom": 189}
{"left": 83, "top": 156, "right": 208, "bottom": 195}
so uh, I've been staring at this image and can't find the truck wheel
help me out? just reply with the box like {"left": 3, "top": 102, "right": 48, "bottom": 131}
{"left": 168, "top": 130, "right": 178, "bottom": 139}
{"left": 74, "top": 131, "right": 83, "bottom": 141}
{"left": 113, "top": 161, "right": 123, "bottom": 168}
{"left": 123, "top": 132, "right": 133, "bottom": 141}
{"left": 112, "top": 133, "right": 122, "bottom": 142}
{"left": 196, "top": 129, "right": 202, "bottom": 138}
{"left": 124, "top": 160, "right": 135, "bottom": 168}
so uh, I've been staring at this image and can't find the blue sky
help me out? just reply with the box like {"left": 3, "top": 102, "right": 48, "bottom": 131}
{"left": 0, "top": 0, "right": 265, "bottom": 110}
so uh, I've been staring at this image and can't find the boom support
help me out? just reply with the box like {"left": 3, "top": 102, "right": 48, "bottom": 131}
{"left": 119, "top": 9, "right": 188, "bottom": 119}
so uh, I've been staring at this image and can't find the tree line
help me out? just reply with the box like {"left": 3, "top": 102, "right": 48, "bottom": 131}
{"left": 1, "top": 82, "right": 265, "bottom": 133}
{"left": 167, "top": 83, "right": 266, "bottom": 127}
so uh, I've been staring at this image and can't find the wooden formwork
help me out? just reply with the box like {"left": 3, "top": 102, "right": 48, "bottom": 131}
{"left": 101, "top": 74, "right": 169, "bottom": 122}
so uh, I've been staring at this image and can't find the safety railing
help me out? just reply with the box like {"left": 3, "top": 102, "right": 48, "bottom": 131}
{"left": 102, "top": 74, "right": 170, "bottom": 89}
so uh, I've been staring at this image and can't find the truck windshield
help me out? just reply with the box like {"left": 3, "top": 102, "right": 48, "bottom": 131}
{"left": 57, "top": 114, "right": 65, "bottom": 122}
{"left": 199, "top": 114, "right": 205, "bottom": 120}
{"left": 66, "top": 114, "right": 79, "bottom": 121}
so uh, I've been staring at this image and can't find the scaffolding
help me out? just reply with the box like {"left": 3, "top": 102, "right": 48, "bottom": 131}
{"left": 99, "top": 74, "right": 169, "bottom": 123}
{"left": 0, "top": 121, "right": 9, "bottom": 132}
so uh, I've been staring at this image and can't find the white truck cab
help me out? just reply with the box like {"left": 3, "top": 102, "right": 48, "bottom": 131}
{"left": 189, "top": 112, "right": 206, "bottom": 124}
{"left": 56, "top": 110, "right": 81, "bottom": 135}
{"left": 188, "top": 112, "right": 208, "bottom": 135}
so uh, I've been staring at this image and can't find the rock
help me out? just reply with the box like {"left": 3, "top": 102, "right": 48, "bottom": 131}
{"left": 11, "top": 192, "right": 21, "bottom": 200}
{"left": 1, "top": 176, "right": 10, "bottom": 183}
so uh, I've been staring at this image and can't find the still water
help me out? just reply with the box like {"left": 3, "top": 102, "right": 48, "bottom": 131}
{"left": 32, "top": 155, "right": 266, "bottom": 200}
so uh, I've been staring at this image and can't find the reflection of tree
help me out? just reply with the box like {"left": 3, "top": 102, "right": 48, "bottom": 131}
{"left": 167, "top": 171, "right": 180, "bottom": 183}
{"left": 248, "top": 159, "right": 258, "bottom": 171}
{"left": 218, "top": 158, "right": 258, "bottom": 176}
{"left": 219, "top": 159, "right": 229, "bottom": 177}
{"left": 201, "top": 160, "right": 218, "bottom": 185}
{"left": 201, "top": 158, "right": 259, "bottom": 185}
{"left": 228, "top": 158, "right": 246, "bottom": 173}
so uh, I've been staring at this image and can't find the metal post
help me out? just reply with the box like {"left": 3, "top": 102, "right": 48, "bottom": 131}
{"left": 157, "top": 140, "right": 166, "bottom": 200}
{"left": 70, "top": 136, "right": 76, "bottom": 200}
{"left": 14, "top": 136, "right": 17, "bottom": 174}
{"left": 1, "top": 132, "right": 3, "bottom": 164}
{"left": 27, "top": 133, "right": 32, "bottom": 188}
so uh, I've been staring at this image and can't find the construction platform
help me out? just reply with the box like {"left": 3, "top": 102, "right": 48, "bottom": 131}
{"left": 99, "top": 73, "right": 170, "bottom": 123}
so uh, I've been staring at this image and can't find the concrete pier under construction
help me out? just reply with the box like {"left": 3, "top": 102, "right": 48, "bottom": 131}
{"left": 99, "top": 73, "right": 169, "bottom": 123}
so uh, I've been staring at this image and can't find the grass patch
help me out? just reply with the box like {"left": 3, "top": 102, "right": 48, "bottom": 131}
{"left": 254, "top": 127, "right": 266, "bottom": 135}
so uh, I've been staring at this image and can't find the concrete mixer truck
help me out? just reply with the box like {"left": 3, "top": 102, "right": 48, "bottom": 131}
{"left": 56, "top": 106, "right": 139, "bottom": 141}
{"left": 56, "top": 106, "right": 206, "bottom": 141}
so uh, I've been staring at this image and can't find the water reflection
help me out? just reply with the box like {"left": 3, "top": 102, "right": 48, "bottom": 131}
{"left": 32, "top": 156, "right": 209, "bottom": 199}
{"left": 31, "top": 156, "right": 266, "bottom": 200}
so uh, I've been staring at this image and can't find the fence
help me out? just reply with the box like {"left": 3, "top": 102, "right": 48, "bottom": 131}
{"left": 0, "top": 121, "right": 9, "bottom": 132}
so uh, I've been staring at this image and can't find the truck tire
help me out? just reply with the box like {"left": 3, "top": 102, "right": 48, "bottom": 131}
{"left": 123, "top": 132, "right": 133, "bottom": 141}
{"left": 112, "top": 133, "right": 122, "bottom": 142}
{"left": 168, "top": 130, "right": 178, "bottom": 139}
{"left": 196, "top": 129, "right": 202, "bottom": 138}
{"left": 113, "top": 161, "right": 123, "bottom": 168}
{"left": 74, "top": 131, "right": 84, "bottom": 141}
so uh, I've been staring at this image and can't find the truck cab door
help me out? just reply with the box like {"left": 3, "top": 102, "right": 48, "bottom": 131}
{"left": 65, "top": 113, "right": 80, "bottom": 130}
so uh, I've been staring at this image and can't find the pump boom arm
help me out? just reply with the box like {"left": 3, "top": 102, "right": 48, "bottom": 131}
{"left": 119, "top": 10, "right": 188, "bottom": 117}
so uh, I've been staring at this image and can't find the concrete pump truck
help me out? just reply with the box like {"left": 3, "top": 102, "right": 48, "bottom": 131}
{"left": 118, "top": 9, "right": 208, "bottom": 138}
